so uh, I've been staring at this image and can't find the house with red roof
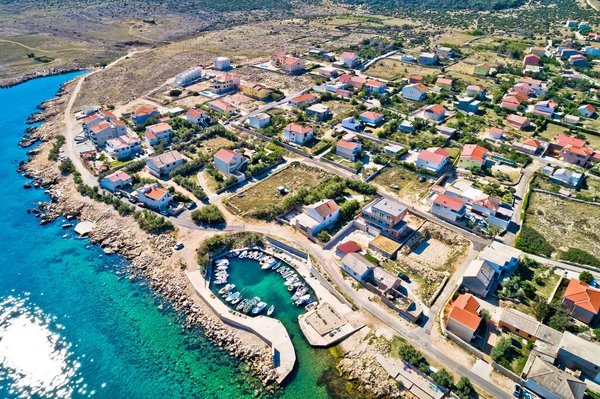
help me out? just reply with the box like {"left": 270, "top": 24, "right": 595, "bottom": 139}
{"left": 423, "top": 104, "right": 446, "bottom": 122}
{"left": 209, "top": 73, "right": 240, "bottom": 94}
{"left": 435, "top": 77, "right": 453, "bottom": 91}
{"left": 359, "top": 111, "right": 384, "bottom": 126}
{"left": 458, "top": 144, "right": 488, "bottom": 170}
{"left": 213, "top": 148, "right": 247, "bottom": 180}
{"left": 562, "top": 278, "right": 600, "bottom": 325}
{"left": 473, "top": 63, "right": 493, "bottom": 76}
{"left": 555, "top": 134, "right": 587, "bottom": 148}
{"left": 144, "top": 122, "right": 173, "bottom": 146}
{"left": 185, "top": 109, "right": 210, "bottom": 126}
{"left": 336, "top": 241, "right": 362, "bottom": 258}
{"left": 136, "top": 183, "right": 173, "bottom": 210}
{"left": 281, "top": 57, "right": 305, "bottom": 74}
{"left": 505, "top": 114, "right": 531, "bottom": 131}
{"left": 523, "top": 54, "right": 541, "bottom": 67}
{"left": 339, "top": 74, "right": 366, "bottom": 90}
{"left": 82, "top": 110, "right": 117, "bottom": 133}
{"left": 131, "top": 105, "right": 159, "bottom": 125}
{"left": 431, "top": 193, "right": 467, "bottom": 222}
{"left": 106, "top": 133, "right": 141, "bottom": 160}
{"left": 416, "top": 147, "right": 449, "bottom": 174}
{"left": 501, "top": 96, "right": 523, "bottom": 111}
{"left": 289, "top": 93, "right": 316, "bottom": 107}
{"left": 447, "top": 294, "right": 482, "bottom": 342}
{"left": 465, "top": 85, "right": 486, "bottom": 98}
{"left": 87, "top": 119, "right": 128, "bottom": 147}
{"left": 533, "top": 100, "right": 557, "bottom": 118}
{"left": 409, "top": 75, "right": 424, "bottom": 84}
{"left": 560, "top": 145, "right": 595, "bottom": 166}
{"left": 529, "top": 47, "right": 546, "bottom": 57}
{"left": 402, "top": 83, "right": 428, "bottom": 101}
{"left": 283, "top": 123, "right": 314, "bottom": 145}
{"left": 339, "top": 52, "right": 360, "bottom": 68}
{"left": 513, "top": 138, "right": 543, "bottom": 155}
{"left": 292, "top": 199, "right": 341, "bottom": 238}
{"left": 488, "top": 127, "right": 504, "bottom": 140}
{"left": 336, "top": 139, "right": 362, "bottom": 161}
{"left": 578, "top": 104, "right": 596, "bottom": 118}
{"left": 100, "top": 171, "right": 132, "bottom": 192}
{"left": 365, "top": 79, "right": 387, "bottom": 94}
{"left": 207, "top": 99, "right": 237, "bottom": 114}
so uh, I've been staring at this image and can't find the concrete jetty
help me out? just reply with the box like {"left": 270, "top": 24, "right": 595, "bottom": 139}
{"left": 186, "top": 270, "right": 296, "bottom": 383}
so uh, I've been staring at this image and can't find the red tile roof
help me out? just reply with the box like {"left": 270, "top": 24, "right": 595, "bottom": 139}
{"left": 412, "top": 83, "right": 428, "bottom": 92}
{"left": 311, "top": 199, "right": 341, "bottom": 218}
{"left": 418, "top": 147, "right": 448, "bottom": 165}
{"left": 146, "top": 122, "right": 172, "bottom": 133}
{"left": 555, "top": 134, "right": 586, "bottom": 148}
{"left": 285, "top": 123, "right": 313, "bottom": 135}
{"left": 360, "top": 111, "right": 384, "bottom": 120}
{"left": 436, "top": 77, "right": 453, "bottom": 86}
{"left": 186, "top": 109, "right": 206, "bottom": 119}
{"left": 461, "top": 144, "right": 488, "bottom": 163}
{"left": 291, "top": 93, "right": 315, "bottom": 104}
{"left": 106, "top": 171, "right": 131, "bottom": 183}
{"left": 425, "top": 104, "right": 445, "bottom": 115}
{"left": 449, "top": 294, "right": 481, "bottom": 330}
{"left": 340, "top": 51, "right": 358, "bottom": 59}
{"left": 366, "top": 79, "right": 385, "bottom": 87}
{"left": 563, "top": 278, "right": 600, "bottom": 315}
{"left": 284, "top": 57, "right": 302, "bottom": 66}
{"left": 134, "top": 105, "right": 157, "bottom": 117}
{"left": 523, "top": 138, "right": 542, "bottom": 148}
{"left": 337, "top": 140, "right": 360, "bottom": 151}
{"left": 467, "top": 85, "right": 486, "bottom": 92}
{"left": 144, "top": 186, "right": 169, "bottom": 201}
{"left": 214, "top": 148, "right": 238, "bottom": 163}
{"left": 434, "top": 193, "right": 466, "bottom": 212}
{"left": 90, "top": 120, "right": 111, "bottom": 133}
{"left": 337, "top": 241, "right": 361, "bottom": 255}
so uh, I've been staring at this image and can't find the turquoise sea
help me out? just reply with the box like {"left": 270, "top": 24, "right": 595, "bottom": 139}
{"left": 0, "top": 73, "right": 362, "bottom": 399}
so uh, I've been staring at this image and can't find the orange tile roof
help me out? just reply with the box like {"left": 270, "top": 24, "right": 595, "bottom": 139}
{"left": 285, "top": 123, "right": 313, "bottom": 135}
{"left": 555, "top": 134, "right": 586, "bottom": 148}
{"left": 366, "top": 79, "right": 385, "bottom": 87}
{"left": 425, "top": 104, "right": 445, "bottom": 115}
{"left": 434, "top": 193, "right": 466, "bottom": 212}
{"left": 449, "top": 295, "right": 482, "bottom": 331}
{"left": 144, "top": 186, "right": 169, "bottom": 201}
{"left": 523, "top": 138, "right": 542, "bottom": 148}
{"left": 186, "top": 109, "right": 206, "bottom": 119}
{"left": 134, "top": 105, "right": 156, "bottom": 117}
{"left": 412, "top": 83, "right": 428, "bottom": 92}
{"left": 337, "top": 140, "right": 360, "bottom": 151}
{"left": 360, "top": 111, "right": 384, "bottom": 120}
{"left": 147, "top": 122, "right": 172, "bottom": 133}
{"left": 291, "top": 93, "right": 315, "bottom": 104}
{"left": 454, "top": 294, "right": 480, "bottom": 314}
{"left": 90, "top": 120, "right": 111, "bottom": 133}
{"left": 106, "top": 171, "right": 131, "bottom": 183}
{"left": 563, "top": 145, "right": 594, "bottom": 157}
{"left": 214, "top": 148, "right": 238, "bottom": 163}
{"left": 436, "top": 77, "right": 453, "bottom": 85}
{"left": 461, "top": 144, "right": 488, "bottom": 163}
{"left": 563, "top": 278, "right": 600, "bottom": 314}
{"left": 311, "top": 199, "right": 341, "bottom": 218}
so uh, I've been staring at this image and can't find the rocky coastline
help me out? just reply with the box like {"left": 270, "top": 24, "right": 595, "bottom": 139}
{"left": 0, "top": 67, "right": 88, "bottom": 89}
{"left": 18, "top": 79, "right": 279, "bottom": 390}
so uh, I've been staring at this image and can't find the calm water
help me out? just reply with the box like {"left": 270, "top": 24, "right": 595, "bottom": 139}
{"left": 0, "top": 73, "right": 358, "bottom": 399}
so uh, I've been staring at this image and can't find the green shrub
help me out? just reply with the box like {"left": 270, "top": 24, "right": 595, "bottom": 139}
{"left": 579, "top": 271, "right": 595, "bottom": 284}
{"left": 48, "top": 136, "right": 66, "bottom": 161}
{"left": 133, "top": 211, "right": 173, "bottom": 234}
{"left": 191, "top": 205, "right": 224, "bottom": 225}
{"left": 515, "top": 225, "right": 554, "bottom": 257}
{"left": 59, "top": 158, "right": 75, "bottom": 174}
{"left": 169, "top": 89, "right": 182, "bottom": 97}
{"left": 558, "top": 248, "right": 600, "bottom": 268}
{"left": 316, "top": 230, "right": 331, "bottom": 242}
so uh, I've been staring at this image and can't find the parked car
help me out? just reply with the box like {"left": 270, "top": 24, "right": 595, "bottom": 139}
{"left": 136, "top": 202, "right": 145, "bottom": 208}
{"left": 513, "top": 384, "right": 522, "bottom": 398}
{"left": 174, "top": 242, "right": 184, "bottom": 250}
{"left": 129, "top": 197, "right": 137, "bottom": 204}
{"left": 186, "top": 201, "right": 197, "bottom": 210}
{"left": 397, "top": 273, "right": 411, "bottom": 283}
{"left": 160, "top": 210, "right": 168, "bottom": 216}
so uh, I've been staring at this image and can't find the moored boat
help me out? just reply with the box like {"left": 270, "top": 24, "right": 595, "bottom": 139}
{"left": 305, "top": 302, "right": 317, "bottom": 311}
{"left": 226, "top": 291, "right": 240, "bottom": 302}
{"left": 236, "top": 299, "right": 247, "bottom": 311}
{"left": 295, "top": 294, "right": 311, "bottom": 306}
{"left": 239, "top": 250, "right": 248, "bottom": 258}
{"left": 252, "top": 301, "right": 267, "bottom": 315}
{"left": 214, "top": 279, "right": 227, "bottom": 285}
{"left": 231, "top": 296, "right": 242, "bottom": 305}
{"left": 218, "top": 284, "right": 235, "bottom": 295}
{"left": 267, "top": 305, "right": 275, "bottom": 316}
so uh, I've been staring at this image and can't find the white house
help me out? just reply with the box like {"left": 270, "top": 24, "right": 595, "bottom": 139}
{"left": 100, "top": 171, "right": 132, "bottom": 192}
{"left": 146, "top": 151, "right": 185, "bottom": 177}
{"left": 283, "top": 123, "right": 314, "bottom": 144}
{"left": 416, "top": 147, "right": 449, "bottom": 173}
{"left": 82, "top": 110, "right": 117, "bottom": 134}
{"left": 213, "top": 148, "right": 247, "bottom": 181}
{"left": 431, "top": 193, "right": 467, "bottom": 222}
{"left": 210, "top": 73, "right": 240, "bottom": 94}
{"left": 292, "top": 199, "right": 340, "bottom": 237}
{"left": 105, "top": 133, "right": 141, "bottom": 160}
{"left": 339, "top": 52, "right": 360, "bottom": 68}
{"left": 144, "top": 123, "right": 173, "bottom": 146}
{"left": 341, "top": 117, "right": 363, "bottom": 131}
{"left": 336, "top": 139, "right": 362, "bottom": 161}
{"left": 87, "top": 119, "right": 127, "bottom": 147}
{"left": 423, "top": 104, "right": 446, "bottom": 122}
{"left": 185, "top": 109, "right": 210, "bottom": 126}
{"left": 213, "top": 56, "right": 231, "bottom": 71}
{"left": 402, "top": 83, "right": 428, "bottom": 101}
{"left": 306, "top": 104, "right": 330, "bottom": 121}
{"left": 359, "top": 111, "right": 384, "bottom": 126}
{"left": 578, "top": 104, "right": 596, "bottom": 117}
{"left": 175, "top": 66, "right": 203, "bottom": 86}
{"left": 341, "top": 253, "right": 375, "bottom": 282}
{"left": 247, "top": 113, "right": 271, "bottom": 129}
{"left": 136, "top": 184, "right": 172, "bottom": 210}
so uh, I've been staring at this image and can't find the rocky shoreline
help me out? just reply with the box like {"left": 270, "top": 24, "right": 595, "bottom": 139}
{"left": 0, "top": 67, "right": 88, "bottom": 89}
{"left": 18, "top": 79, "right": 279, "bottom": 389}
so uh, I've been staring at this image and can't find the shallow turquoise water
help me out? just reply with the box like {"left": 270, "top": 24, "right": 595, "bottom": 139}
{"left": 0, "top": 73, "right": 359, "bottom": 399}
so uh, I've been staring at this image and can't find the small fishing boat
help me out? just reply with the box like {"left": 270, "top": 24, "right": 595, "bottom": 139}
{"left": 215, "top": 271, "right": 229, "bottom": 278}
{"left": 231, "top": 296, "right": 242, "bottom": 305}
{"left": 267, "top": 305, "right": 275, "bottom": 316}
{"left": 239, "top": 250, "right": 248, "bottom": 258}
{"left": 284, "top": 277, "right": 298, "bottom": 286}
{"left": 214, "top": 279, "right": 227, "bottom": 285}
{"left": 236, "top": 300, "right": 247, "bottom": 311}
{"left": 244, "top": 297, "right": 260, "bottom": 314}
{"left": 218, "top": 284, "right": 235, "bottom": 295}
{"left": 252, "top": 301, "right": 267, "bottom": 315}
{"left": 292, "top": 287, "right": 307, "bottom": 301}
{"left": 305, "top": 302, "right": 317, "bottom": 311}
{"left": 271, "top": 262, "right": 281, "bottom": 271}
{"left": 216, "top": 265, "right": 228, "bottom": 271}
{"left": 295, "top": 294, "right": 311, "bottom": 306}
{"left": 216, "top": 258, "right": 229, "bottom": 266}
{"left": 226, "top": 292, "right": 240, "bottom": 302}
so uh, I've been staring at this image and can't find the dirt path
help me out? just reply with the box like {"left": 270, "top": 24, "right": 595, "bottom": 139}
{"left": 0, "top": 39, "right": 105, "bottom": 53}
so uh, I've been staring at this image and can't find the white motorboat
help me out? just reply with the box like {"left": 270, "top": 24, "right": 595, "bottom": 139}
{"left": 292, "top": 287, "right": 307, "bottom": 301}
{"left": 239, "top": 250, "right": 248, "bottom": 258}
{"left": 216, "top": 273, "right": 229, "bottom": 280}
{"left": 226, "top": 292, "right": 240, "bottom": 302}
{"left": 252, "top": 301, "right": 267, "bottom": 314}
{"left": 305, "top": 302, "right": 317, "bottom": 311}
{"left": 295, "top": 294, "right": 311, "bottom": 306}
{"left": 216, "top": 259, "right": 229, "bottom": 266}
{"left": 255, "top": 252, "right": 264, "bottom": 260}
{"left": 218, "top": 284, "right": 235, "bottom": 295}
{"left": 214, "top": 279, "right": 227, "bottom": 285}
{"left": 267, "top": 305, "right": 275, "bottom": 316}
{"left": 231, "top": 296, "right": 242, "bottom": 305}
{"left": 216, "top": 265, "right": 228, "bottom": 271}
{"left": 284, "top": 277, "right": 298, "bottom": 286}
{"left": 261, "top": 258, "right": 276, "bottom": 270}
{"left": 271, "top": 262, "right": 281, "bottom": 271}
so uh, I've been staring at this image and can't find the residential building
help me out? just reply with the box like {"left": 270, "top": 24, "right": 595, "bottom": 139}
{"left": 565, "top": 19, "right": 579, "bottom": 27}
{"left": 505, "top": 114, "right": 531, "bottom": 130}
{"left": 131, "top": 105, "right": 159, "bottom": 125}
{"left": 523, "top": 54, "right": 541, "bottom": 66}
{"left": 106, "top": 133, "right": 141, "bottom": 160}
{"left": 530, "top": 47, "right": 546, "bottom": 57}
{"left": 306, "top": 104, "right": 330, "bottom": 121}
{"left": 365, "top": 79, "right": 387, "bottom": 94}
{"left": 589, "top": 32, "right": 600, "bottom": 41}
{"left": 461, "top": 259, "right": 495, "bottom": 298}
{"left": 513, "top": 138, "right": 543, "bottom": 155}
{"left": 318, "top": 66, "right": 339, "bottom": 78}
{"left": 341, "top": 253, "right": 375, "bottom": 281}
{"left": 560, "top": 145, "right": 594, "bottom": 166}
{"left": 499, "top": 308, "right": 541, "bottom": 341}
{"left": 342, "top": 117, "right": 363, "bottom": 131}
{"left": 455, "top": 96, "right": 481, "bottom": 114}
{"left": 175, "top": 66, "right": 203, "bottom": 86}
{"left": 402, "top": 83, "right": 428, "bottom": 101}
{"left": 465, "top": 85, "right": 486, "bottom": 98}
{"left": 185, "top": 109, "right": 210, "bottom": 126}
{"left": 409, "top": 75, "right": 424, "bottom": 84}
{"left": 550, "top": 168, "right": 584, "bottom": 189}
{"left": 488, "top": 127, "right": 504, "bottom": 140}
{"left": 473, "top": 63, "right": 492, "bottom": 76}
{"left": 570, "top": 54, "right": 590, "bottom": 68}
{"left": 289, "top": 93, "right": 316, "bottom": 107}
{"left": 561, "top": 48, "right": 583, "bottom": 59}
{"left": 416, "top": 147, "right": 449, "bottom": 174}
{"left": 281, "top": 57, "right": 305, "bottom": 74}
{"left": 501, "top": 96, "right": 523, "bottom": 111}
{"left": 87, "top": 119, "right": 127, "bottom": 147}
{"left": 435, "top": 77, "right": 453, "bottom": 91}
{"left": 336, "top": 139, "right": 362, "bottom": 161}
{"left": 323, "top": 52, "right": 336, "bottom": 62}
{"left": 522, "top": 356, "right": 586, "bottom": 399}
{"left": 524, "top": 65, "right": 543, "bottom": 75}
{"left": 361, "top": 197, "right": 408, "bottom": 238}
{"left": 447, "top": 294, "right": 481, "bottom": 342}
{"left": 511, "top": 84, "right": 534, "bottom": 99}
{"left": 283, "top": 123, "right": 314, "bottom": 145}
{"left": 458, "top": 144, "right": 488, "bottom": 170}
{"left": 136, "top": 184, "right": 172, "bottom": 210}
{"left": 144, "top": 122, "right": 173, "bottom": 146}
{"left": 146, "top": 150, "right": 185, "bottom": 177}
{"left": 82, "top": 110, "right": 117, "bottom": 133}
{"left": 271, "top": 50, "right": 287, "bottom": 66}
{"left": 292, "top": 199, "right": 340, "bottom": 237}
{"left": 384, "top": 144, "right": 404, "bottom": 156}
{"left": 419, "top": 52, "right": 437, "bottom": 65}
{"left": 399, "top": 120, "right": 414, "bottom": 133}
{"left": 556, "top": 332, "right": 600, "bottom": 383}
{"left": 579, "top": 21, "right": 591, "bottom": 31}
{"left": 100, "top": 171, "right": 132, "bottom": 192}
{"left": 339, "top": 74, "right": 366, "bottom": 90}
{"left": 564, "top": 115, "right": 580, "bottom": 126}
{"left": 431, "top": 193, "right": 467, "bottom": 222}
{"left": 435, "top": 46, "right": 454, "bottom": 58}
{"left": 369, "top": 234, "right": 402, "bottom": 259}
{"left": 578, "top": 104, "right": 596, "bottom": 117}
{"left": 518, "top": 77, "right": 544, "bottom": 92}
{"left": 533, "top": 100, "right": 557, "bottom": 118}
{"left": 339, "top": 52, "right": 360, "bottom": 68}
{"left": 247, "top": 113, "right": 271, "bottom": 129}
{"left": 209, "top": 73, "right": 240, "bottom": 94}
{"left": 479, "top": 241, "right": 520, "bottom": 274}
{"left": 359, "top": 111, "right": 384, "bottom": 126}
{"left": 240, "top": 82, "right": 271, "bottom": 101}
{"left": 555, "top": 134, "right": 587, "bottom": 148}
{"left": 336, "top": 241, "right": 361, "bottom": 258}
{"left": 423, "top": 104, "right": 446, "bottom": 122}
{"left": 213, "top": 148, "right": 247, "bottom": 180}
{"left": 584, "top": 46, "right": 600, "bottom": 57}
{"left": 436, "top": 126, "right": 456, "bottom": 138}
{"left": 207, "top": 99, "right": 236, "bottom": 114}
{"left": 213, "top": 56, "right": 231, "bottom": 71}
{"left": 562, "top": 278, "right": 600, "bottom": 324}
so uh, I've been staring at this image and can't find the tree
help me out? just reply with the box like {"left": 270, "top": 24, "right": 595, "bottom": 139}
{"left": 455, "top": 377, "right": 474, "bottom": 399}
{"left": 490, "top": 337, "right": 512, "bottom": 363}
{"left": 594, "top": 328, "right": 600, "bottom": 341}
{"left": 169, "top": 89, "right": 182, "bottom": 97}
{"left": 316, "top": 230, "right": 331, "bottom": 242}
{"left": 399, "top": 344, "right": 424, "bottom": 367}
{"left": 190, "top": 205, "right": 224, "bottom": 225}
{"left": 432, "top": 368, "right": 454, "bottom": 389}
{"left": 579, "top": 271, "right": 594, "bottom": 284}
{"left": 548, "top": 308, "right": 569, "bottom": 332}
{"left": 59, "top": 158, "right": 75, "bottom": 174}
{"left": 532, "top": 296, "right": 551, "bottom": 321}
{"left": 479, "top": 309, "right": 491, "bottom": 322}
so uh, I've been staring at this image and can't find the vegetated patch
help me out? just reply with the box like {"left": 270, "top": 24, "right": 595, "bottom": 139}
{"left": 558, "top": 248, "right": 600, "bottom": 268}
{"left": 371, "top": 165, "right": 432, "bottom": 205}
{"left": 521, "top": 192, "right": 600, "bottom": 260}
